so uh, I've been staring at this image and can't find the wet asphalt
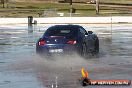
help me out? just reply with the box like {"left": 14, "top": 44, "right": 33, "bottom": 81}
{"left": 0, "top": 24, "right": 132, "bottom": 88}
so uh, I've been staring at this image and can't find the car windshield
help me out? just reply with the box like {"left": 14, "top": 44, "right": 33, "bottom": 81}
{"left": 44, "top": 26, "right": 78, "bottom": 37}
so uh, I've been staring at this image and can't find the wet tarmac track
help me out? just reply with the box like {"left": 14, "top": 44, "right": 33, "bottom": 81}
{"left": 0, "top": 24, "right": 132, "bottom": 88}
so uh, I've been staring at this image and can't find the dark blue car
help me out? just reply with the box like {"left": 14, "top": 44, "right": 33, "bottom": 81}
{"left": 36, "top": 25, "right": 99, "bottom": 58}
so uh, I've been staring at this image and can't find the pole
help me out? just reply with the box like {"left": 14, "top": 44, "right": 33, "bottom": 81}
{"left": 96, "top": 0, "right": 99, "bottom": 15}
{"left": 28, "top": 16, "right": 33, "bottom": 33}
{"left": 70, "top": 5, "right": 72, "bottom": 17}
{"left": 70, "top": 0, "right": 72, "bottom": 17}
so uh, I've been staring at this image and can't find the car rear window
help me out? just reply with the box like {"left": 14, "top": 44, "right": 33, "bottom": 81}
{"left": 44, "top": 26, "right": 78, "bottom": 37}
{"left": 60, "top": 30, "right": 70, "bottom": 33}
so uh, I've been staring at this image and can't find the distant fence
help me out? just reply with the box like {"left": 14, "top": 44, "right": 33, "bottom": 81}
{"left": 0, "top": 16, "right": 132, "bottom": 24}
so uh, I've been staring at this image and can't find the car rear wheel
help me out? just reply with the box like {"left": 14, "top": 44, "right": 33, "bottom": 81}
{"left": 95, "top": 38, "right": 99, "bottom": 54}
{"left": 81, "top": 44, "right": 87, "bottom": 58}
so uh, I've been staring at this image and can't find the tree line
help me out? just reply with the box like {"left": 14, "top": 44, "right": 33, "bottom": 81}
{"left": 1, "top": 0, "right": 9, "bottom": 8}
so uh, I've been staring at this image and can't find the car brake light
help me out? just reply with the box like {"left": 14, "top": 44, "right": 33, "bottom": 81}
{"left": 67, "top": 40, "right": 77, "bottom": 45}
{"left": 38, "top": 40, "right": 46, "bottom": 46}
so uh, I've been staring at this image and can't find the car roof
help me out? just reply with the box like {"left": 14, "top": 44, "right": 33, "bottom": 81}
{"left": 49, "top": 25, "right": 82, "bottom": 29}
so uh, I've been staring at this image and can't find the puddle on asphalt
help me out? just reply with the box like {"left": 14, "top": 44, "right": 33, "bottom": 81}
{"left": 0, "top": 24, "right": 132, "bottom": 88}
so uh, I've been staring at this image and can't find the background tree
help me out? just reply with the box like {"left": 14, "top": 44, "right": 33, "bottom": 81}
{"left": 1, "top": 0, "right": 5, "bottom": 8}
{"left": 6, "top": 0, "right": 9, "bottom": 8}
{"left": 1, "top": 0, "right": 9, "bottom": 8}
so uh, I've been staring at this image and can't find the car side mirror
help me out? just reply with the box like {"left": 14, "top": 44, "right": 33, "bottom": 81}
{"left": 88, "top": 31, "right": 93, "bottom": 34}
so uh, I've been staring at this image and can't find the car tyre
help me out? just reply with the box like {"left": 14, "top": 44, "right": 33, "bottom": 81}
{"left": 81, "top": 43, "right": 87, "bottom": 58}
{"left": 95, "top": 38, "right": 99, "bottom": 54}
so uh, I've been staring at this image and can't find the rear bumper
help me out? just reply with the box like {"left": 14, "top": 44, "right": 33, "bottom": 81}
{"left": 36, "top": 44, "right": 78, "bottom": 56}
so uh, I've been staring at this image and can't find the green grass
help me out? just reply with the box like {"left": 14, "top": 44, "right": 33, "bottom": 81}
{"left": 100, "top": 0, "right": 132, "bottom": 4}
{"left": 0, "top": 2, "right": 97, "bottom": 17}
{"left": 0, "top": 1, "right": 132, "bottom": 17}
{"left": 9, "top": 2, "right": 71, "bottom": 9}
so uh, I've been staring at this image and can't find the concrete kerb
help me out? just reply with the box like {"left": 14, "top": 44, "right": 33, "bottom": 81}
{"left": 0, "top": 17, "right": 132, "bottom": 25}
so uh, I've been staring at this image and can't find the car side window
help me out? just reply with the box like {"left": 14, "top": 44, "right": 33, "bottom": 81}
{"left": 79, "top": 27, "right": 87, "bottom": 35}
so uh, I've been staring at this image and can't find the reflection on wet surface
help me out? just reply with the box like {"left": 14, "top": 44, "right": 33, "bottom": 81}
{"left": 0, "top": 24, "right": 132, "bottom": 88}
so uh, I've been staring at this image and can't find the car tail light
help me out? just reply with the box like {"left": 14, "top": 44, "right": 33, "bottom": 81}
{"left": 38, "top": 39, "right": 46, "bottom": 46}
{"left": 67, "top": 40, "right": 77, "bottom": 45}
